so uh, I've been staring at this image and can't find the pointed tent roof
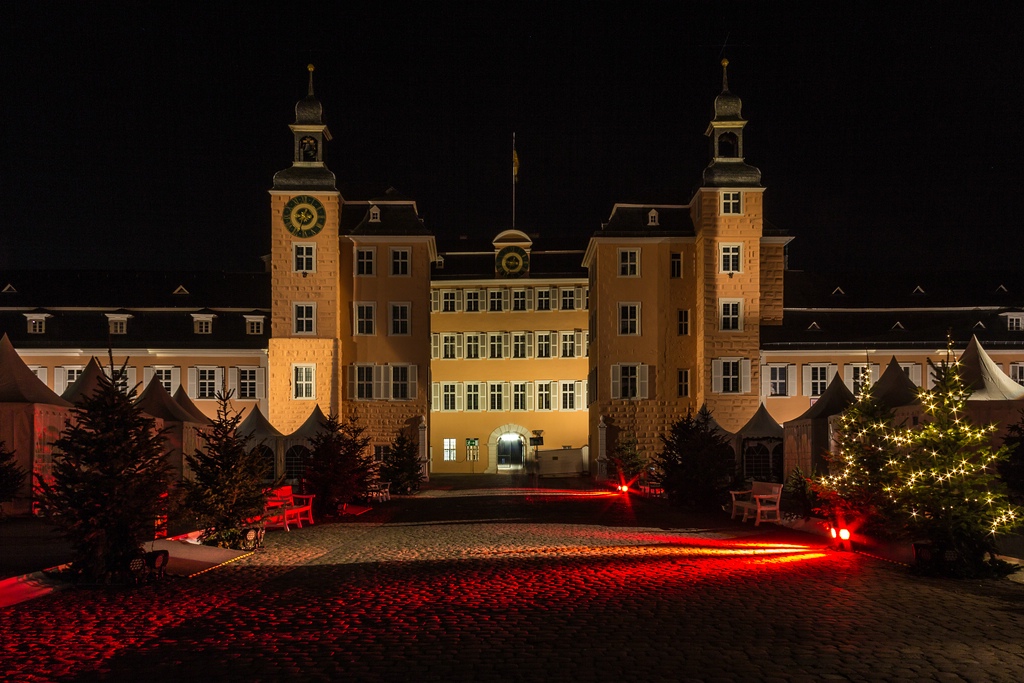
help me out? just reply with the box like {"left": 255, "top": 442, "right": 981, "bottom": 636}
{"left": 957, "top": 335, "right": 1024, "bottom": 401}
{"left": 736, "top": 403, "right": 783, "bottom": 440}
{"left": 0, "top": 334, "right": 71, "bottom": 406}
{"left": 135, "top": 376, "right": 200, "bottom": 423}
{"left": 792, "top": 374, "right": 856, "bottom": 421}
{"left": 172, "top": 386, "right": 212, "bottom": 425}
{"left": 872, "top": 357, "right": 920, "bottom": 408}
{"left": 61, "top": 357, "right": 107, "bottom": 404}
{"left": 237, "top": 403, "right": 284, "bottom": 439}
{"left": 286, "top": 405, "right": 328, "bottom": 439}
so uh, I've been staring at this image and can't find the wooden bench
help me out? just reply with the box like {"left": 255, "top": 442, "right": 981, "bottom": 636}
{"left": 729, "top": 481, "right": 783, "bottom": 526}
{"left": 264, "top": 485, "right": 315, "bottom": 531}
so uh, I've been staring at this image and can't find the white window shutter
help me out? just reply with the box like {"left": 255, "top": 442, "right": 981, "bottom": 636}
{"left": 430, "top": 290, "right": 439, "bottom": 312}
{"left": 909, "top": 364, "right": 922, "bottom": 386}
{"left": 584, "top": 331, "right": 590, "bottom": 357}
{"left": 188, "top": 367, "right": 198, "bottom": 397}
{"left": 761, "top": 365, "right": 771, "bottom": 398}
{"left": 802, "top": 365, "right": 812, "bottom": 396}
{"left": 843, "top": 365, "right": 854, "bottom": 391}
{"left": 526, "top": 288, "right": 534, "bottom": 311}
{"left": 456, "top": 383, "right": 465, "bottom": 411}
{"left": 502, "top": 332, "right": 510, "bottom": 359}
{"left": 639, "top": 364, "right": 649, "bottom": 399}
{"left": 611, "top": 365, "right": 621, "bottom": 400}
{"left": 348, "top": 365, "right": 356, "bottom": 400}
{"left": 575, "top": 381, "right": 584, "bottom": 410}
{"left": 432, "top": 382, "right": 440, "bottom": 410}
{"left": 526, "top": 382, "right": 535, "bottom": 411}
{"left": 575, "top": 287, "right": 583, "bottom": 309}
{"left": 575, "top": 329, "right": 583, "bottom": 353}
{"left": 431, "top": 333, "right": 439, "bottom": 359}
{"left": 551, "top": 330, "right": 559, "bottom": 357}
{"left": 383, "top": 365, "right": 393, "bottom": 400}
{"left": 214, "top": 367, "right": 224, "bottom": 395}
{"left": 456, "top": 333, "right": 464, "bottom": 359}
{"left": 526, "top": 332, "right": 534, "bottom": 358}
{"left": 373, "top": 365, "right": 385, "bottom": 400}
{"left": 501, "top": 382, "right": 510, "bottom": 409}
{"left": 712, "top": 360, "right": 723, "bottom": 394}
{"left": 551, "top": 288, "right": 559, "bottom": 310}
{"left": 828, "top": 364, "right": 839, "bottom": 381}
{"left": 481, "top": 382, "right": 489, "bottom": 411}
{"left": 125, "top": 367, "right": 138, "bottom": 392}
{"left": 409, "top": 365, "right": 418, "bottom": 398}
{"left": 551, "top": 381, "right": 560, "bottom": 410}
{"left": 502, "top": 288, "right": 510, "bottom": 310}
{"left": 228, "top": 368, "right": 239, "bottom": 397}
{"left": 741, "top": 359, "right": 751, "bottom": 394}
{"left": 787, "top": 365, "right": 796, "bottom": 397}
{"left": 256, "top": 367, "right": 266, "bottom": 399}
{"left": 456, "top": 289, "right": 464, "bottom": 312}
{"left": 54, "top": 367, "right": 67, "bottom": 395}
{"left": 870, "top": 363, "right": 881, "bottom": 383}
{"left": 144, "top": 367, "right": 155, "bottom": 387}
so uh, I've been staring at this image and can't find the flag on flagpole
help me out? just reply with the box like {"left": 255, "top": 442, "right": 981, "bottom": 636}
{"left": 513, "top": 147, "right": 519, "bottom": 184}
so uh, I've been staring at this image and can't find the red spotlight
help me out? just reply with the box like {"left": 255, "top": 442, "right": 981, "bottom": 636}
{"left": 617, "top": 484, "right": 629, "bottom": 493}
{"left": 838, "top": 528, "right": 851, "bottom": 541}
{"left": 829, "top": 527, "right": 838, "bottom": 539}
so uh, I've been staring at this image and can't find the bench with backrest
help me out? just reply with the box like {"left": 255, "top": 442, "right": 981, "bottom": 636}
{"left": 729, "top": 481, "right": 783, "bottom": 526}
{"left": 264, "top": 485, "right": 315, "bottom": 531}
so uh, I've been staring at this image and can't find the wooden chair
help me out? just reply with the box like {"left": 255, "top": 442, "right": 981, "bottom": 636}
{"left": 729, "top": 481, "right": 783, "bottom": 526}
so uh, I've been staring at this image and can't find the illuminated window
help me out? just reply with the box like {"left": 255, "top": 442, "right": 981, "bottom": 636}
{"left": 369, "top": 206, "right": 381, "bottom": 222}
{"left": 443, "top": 438, "right": 457, "bottom": 461}
{"left": 25, "top": 314, "right": 48, "bottom": 334}
{"left": 466, "top": 438, "right": 480, "bottom": 461}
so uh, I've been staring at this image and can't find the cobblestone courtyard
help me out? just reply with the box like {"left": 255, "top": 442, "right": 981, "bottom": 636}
{"left": 3, "top": 477, "right": 1024, "bottom": 682}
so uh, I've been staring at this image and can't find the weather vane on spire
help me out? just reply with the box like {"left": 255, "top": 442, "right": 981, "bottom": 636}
{"left": 721, "top": 58, "right": 730, "bottom": 92}
{"left": 307, "top": 64, "right": 315, "bottom": 97}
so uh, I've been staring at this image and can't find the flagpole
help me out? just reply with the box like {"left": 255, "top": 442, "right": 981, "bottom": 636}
{"left": 512, "top": 132, "right": 517, "bottom": 229}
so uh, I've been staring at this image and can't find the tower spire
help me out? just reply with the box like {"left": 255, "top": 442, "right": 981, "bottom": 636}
{"left": 721, "top": 58, "right": 729, "bottom": 93}
{"left": 307, "top": 63, "right": 315, "bottom": 97}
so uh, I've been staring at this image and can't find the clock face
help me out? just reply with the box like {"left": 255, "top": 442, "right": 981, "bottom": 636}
{"left": 282, "top": 195, "right": 326, "bottom": 238}
{"left": 496, "top": 245, "right": 530, "bottom": 278}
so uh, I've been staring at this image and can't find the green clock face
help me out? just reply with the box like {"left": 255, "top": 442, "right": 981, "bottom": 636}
{"left": 496, "top": 245, "right": 530, "bottom": 278}
{"left": 282, "top": 195, "right": 326, "bottom": 238}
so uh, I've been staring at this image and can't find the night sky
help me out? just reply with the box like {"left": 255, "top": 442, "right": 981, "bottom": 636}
{"left": 2, "top": 3, "right": 1022, "bottom": 273}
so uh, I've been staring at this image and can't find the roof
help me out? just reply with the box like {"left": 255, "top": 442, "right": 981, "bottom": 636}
{"left": 957, "top": 335, "right": 1024, "bottom": 401}
{"left": 596, "top": 204, "right": 695, "bottom": 238}
{"left": 349, "top": 201, "right": 431, "bottom": 237}
{"left": 237, "top": 403, "right": 284, "bottom": 439}
{"left": 135, "top": 376, "right": 202, "bottom": 423}
{"left": 790, "top": 375, "right": 855, "bottom": 422}
{"left": 173, "top": 386, "right": 213, "bottom": 425}
{"left": 0, "top": 334, "right": 71, "bottom": 406}
{"left": 286, "top": 405, "right": 328, "bottom": 439}
{"left": 736, "top": 403, "right": 783, "bottom": 440}
{"left": 872, "top": 357, "right": 920, "bottom": 408}
{"left": 434, "top": 233, "right": 587, "bottom": 280}
{"left": 61, "top": 357, "right": 107, "bottom": 404}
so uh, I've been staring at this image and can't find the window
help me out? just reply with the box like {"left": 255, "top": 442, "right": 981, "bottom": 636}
{"left": 391, "top": 248, "right": 410, "bottom": 276}
{"left": 513, "top": 333, "right": 528, "bottom": 359}
{"left": 513, "top": 382, "right": 528, "bottom": 411}
{"left": 465, "top": 383, "right": 481, "bottom": 411}
{"left": 489, "top": 333, "right": 504, "bottom": 359}
{"left": 245, "top": 316, "right": 264, "bottom": 335}
{"left": 536, "top": 332, "right": 552, "bottom": 359}
{"left": 441, "top": 290, "right": 457, "bottom": 313}
{"left": 720, "top": 244, "right": 741, "bottom": 273}
{"left": 489, "top": 383, "right": 504, "bottom": 411}
{"left": 369, "top": 205, "right": 381, "bottom": 222}
{"left": 721, "top": 191, "right": 742, "bottom": 215}
{"left": 618, "top": 365, "right": 639, "bottom": 399}
{"left": 512, "top": 290, "right": 528, "bottom": 311}
{"left": 769, "top": 365, "right": 788, "bottom": 397}
{"left": 560, "top": 288, "right": 576, "bottom": 310}
{"left": 808, "top": 364, "right": 830, "bottom": 397}
{"left": 677, "top": 369, "right": 689, "bottom": 397}
{"left": 489, "top": 290, "right": 504, "bottom": 312}
{"left": 1010, "top": 363, "right": 1024, "bottom": 386}
{"left": 294, "top": 304, "right": 315, "bottom": 334}
{"left": 720, "top": 299, "right": 742, "bottom": 331}
{"left": 561, "top": 332, "right": 576, "bottom": 358}
{"left": 293, "top": 365, "right": 315, "bottom": 399}
{"left": 619, "top": 249, "right": 639, "bottom": 277}
{"left": 106, "top": 314, "right": 129, "bottom": 335}
{"left": 25, "top": 314, "right": 47, "bottom": 334}
{"left": 561, "top": 382, "right": 576, "bottom": 410}
{"left": 443, "top": 438, "right": 457, "bottom": 462}
{"left": 619, "top": 304, "right": 640, "bottom": 336}
{"left": 465, "top": 333, "right": 481, "bottom": 359}
{"left": 670, "top": 253, "right": 682, "bottom": 278}
{"left": 65, "top": 367, "right": 84, "bottom": 386}
{"left": 677, "top": 309, "right": 689, "bottom": 335}
{"left": 720, "top": 360, "right": 741, "bottom": 393}
{"left": 232, "top": 368, "right": 257, "bottom": 399}
{"left": 390, "top": 303, "right": 410, "bottom": 335}
{"left": 355, "top": 365, "right": 374, "bottom": 399}
{"left": 294, "top": 243, "right": 315, "bottom": 272}
{"left": 374, "top": 446, "right": 387, "bottom": 462}
{"left": 466, "top": 438, "right": 480, "bottom": 461}
{"left": 442, "top": 334, "right": 457, "bottom": 360}
{"left": 391, "top": 365, "right": 411, "bottom": 400}
{"left": 197, "top": 368, "right": 218, "bottom": 399}
{"left": 1007, "top": 315, "right": 1024, "bottom": 332}
{"left": 154, "top": 368, "right": 174, "bottom": 394}
{"left": 465, "top": 290, "right": 481, "bottom": 312}
{"left": 537, "top": 382, "right": 552, "bottom": 410}
{"left": 851, "top": 365, "right": 870, "bottom": 395}
{"left": 356, "top": 248, "right": 375, "bottom": 275}
{"left": 648, "top": 209, "right": 659, "bottom": 226}
{"left": 536, "top": 289, "right": 551, "bottom": 311}
{"left": 442, "top": 383, "right": 457, "bottom": 411}
{"left": 355, "top": 303, "right": 375, "bottom": 335}
{"left": 192, "top": 314, "right": 214, "bottom": 335}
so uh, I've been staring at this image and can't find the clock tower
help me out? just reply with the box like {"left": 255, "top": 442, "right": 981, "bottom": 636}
{"left": 267, "top": 65, "right": 342, "bottom": 432}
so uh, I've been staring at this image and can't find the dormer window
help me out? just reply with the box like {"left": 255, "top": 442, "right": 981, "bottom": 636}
{"left": 25, "top": 313, "right": 49, "bottom": 334}
{"left": 1006, "top": 314, "right": 1023, "bottom": 332}
{"left": 191, "top": 313, "right": 216, "bottom": 335}
{"left": 244, "top": 315, "right": 265, "bottom": 335}
{"left": 369, "top": 205, "right": 381, "bottom": 222}
{"left": 106, "top": 313, "right": 131, "bottom": 335}
{"left": 647, "top": 209, "right": 659, "bottom": 226}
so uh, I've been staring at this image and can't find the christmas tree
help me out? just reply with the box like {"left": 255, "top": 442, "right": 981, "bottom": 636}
{"left": 814, "top": 382, "right": 903, "bottom": 539}
{"left": 380, "top": 431, "right": 423, "bottom": 495}
{"left": 654, "top": 405, "right": 735, "bottom": 510}
{"left": 0, "top": 440, "right": 27, "bottom": 517}
{"left": 303, "top": 414, "right": 371, "bottom": 516}
{"left": 182, "top": 393, "right": 271, "bottom": 548}
{"left": 608, "top": 430, "right": 646, "bottom": 487}
{"left": 36, "top": 361, "right": 171, "bottom": 584}
{"left": 891, "top": 359, "right": 1020, "bottom": 576}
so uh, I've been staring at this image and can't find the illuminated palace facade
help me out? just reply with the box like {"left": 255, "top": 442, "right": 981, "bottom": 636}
{"left": 3, "top": 66, "right": 1024, "bottom": 480}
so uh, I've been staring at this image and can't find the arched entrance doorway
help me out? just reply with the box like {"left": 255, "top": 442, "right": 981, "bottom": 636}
{"left": 496, "top": 433, "right": 525, "bottom": 470}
